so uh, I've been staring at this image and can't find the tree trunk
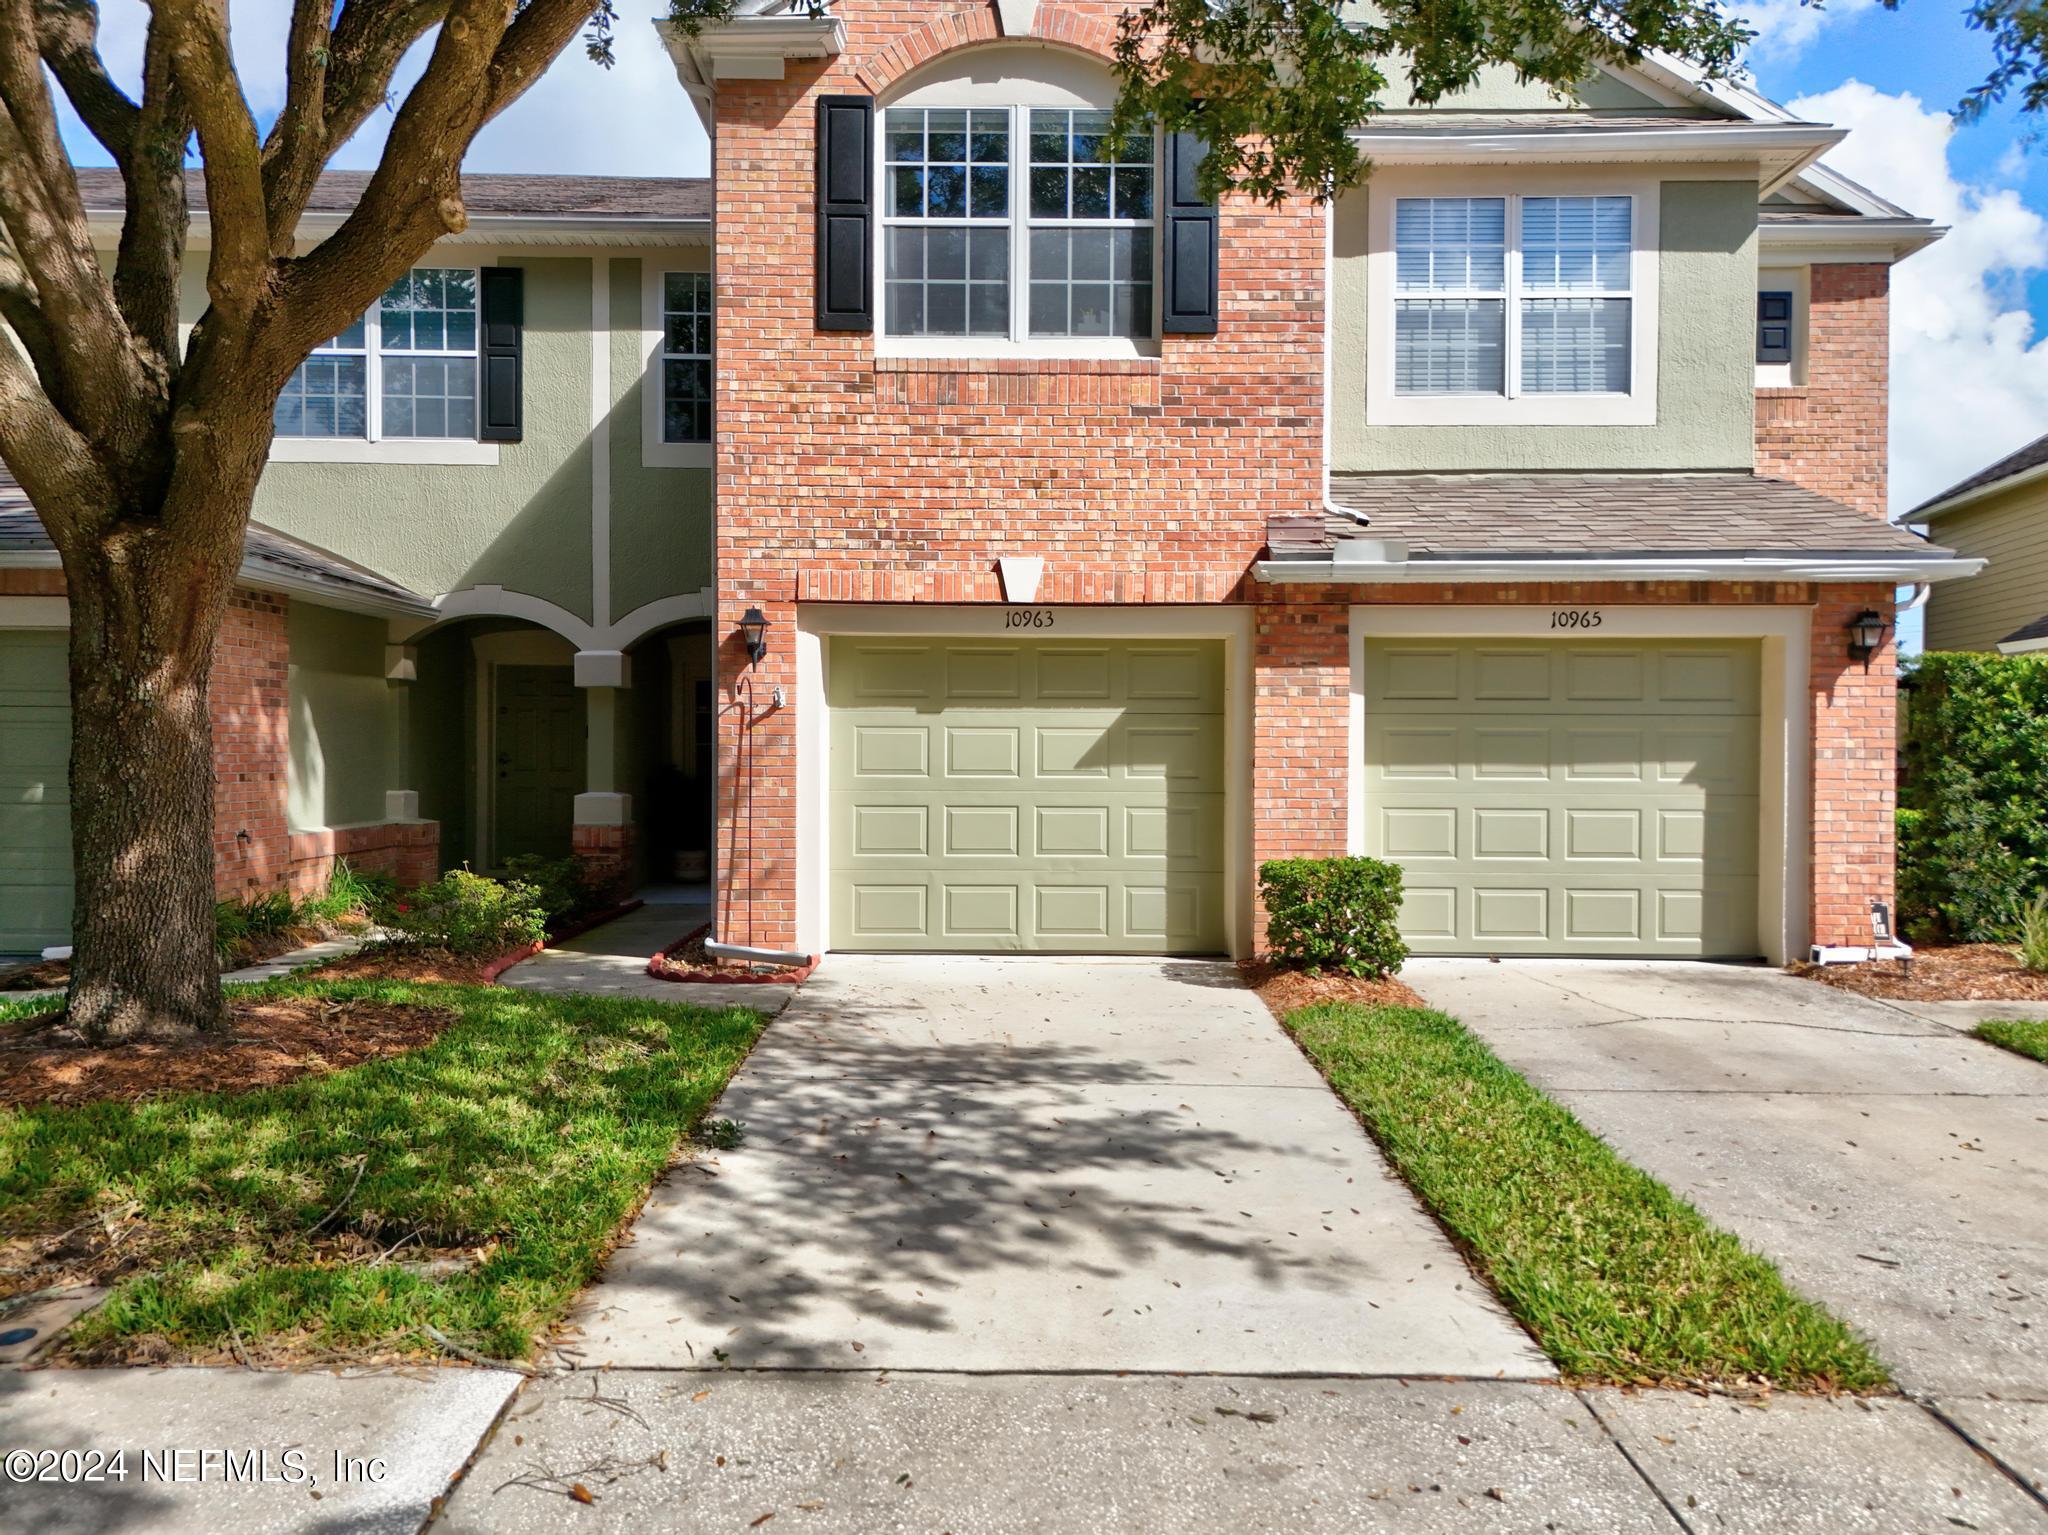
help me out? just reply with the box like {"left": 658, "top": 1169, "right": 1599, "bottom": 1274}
{"left": 61, "top": 481, "right": 251, "bottom": 1043}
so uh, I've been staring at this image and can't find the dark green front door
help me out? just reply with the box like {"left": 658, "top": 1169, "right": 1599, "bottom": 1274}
{"left": 494, "top": 664, "right": 581, "bottom": 862}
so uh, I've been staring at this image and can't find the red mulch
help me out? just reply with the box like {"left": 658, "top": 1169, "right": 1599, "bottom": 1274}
{"left": 0, "top": 957, "right": 68, "bottom": 993}
{"left": 1237, "top": 957, "right": 1427, "bottom": 1018}
{"left": 648, "top": 923, "right": 817, "bottom": 985}
{"left": 0, "top": 994, "right": 458, "bottom": 1108}
{"left": 309, "top": 945, "right": 507, "bottom": 985}
{"left": 2, "top": 920, "right": 365, "bottom": 994}
{"left": 1789, "top": 943, "right": 2048, "bottom": 1003}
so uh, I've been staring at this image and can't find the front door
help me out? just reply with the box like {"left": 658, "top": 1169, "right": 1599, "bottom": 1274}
{"left": 493, "top": 664, "right": 581, "bottom": 863}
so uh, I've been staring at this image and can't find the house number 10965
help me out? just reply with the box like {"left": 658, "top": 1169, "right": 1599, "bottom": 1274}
{"left": 1549, "top": 609, "right": 1604, "bottom": 630}
{"left": 1005, "top": 609, "right": 1055, "bottom": 630}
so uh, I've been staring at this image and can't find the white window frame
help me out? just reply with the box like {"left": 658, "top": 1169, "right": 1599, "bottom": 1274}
{"left": 1366, "top": 169, "right": 1660, "bottom": 428}
{"left": 271, "top": 257, "right": 499, "bottom": 466}
{"left": 643, "top": 261, "right": 715, "bottom": 469}
{"left": 1755, "top": 263, "right": 1809, "bottom": 389}
{"left": 874, "top": 96, "right": 1162, "bottom": 361}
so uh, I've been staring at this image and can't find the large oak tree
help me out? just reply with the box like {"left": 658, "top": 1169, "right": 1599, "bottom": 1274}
{"left": 0, "top": 0, "right": 2034, "bottom": 1042}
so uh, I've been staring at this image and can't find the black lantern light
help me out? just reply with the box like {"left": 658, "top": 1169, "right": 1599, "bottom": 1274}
{"left": 1846, "top": 609, "right": 1889, "bottom": 664}
{"left": 739, "top": 606, "right": 771, "bottom": 666}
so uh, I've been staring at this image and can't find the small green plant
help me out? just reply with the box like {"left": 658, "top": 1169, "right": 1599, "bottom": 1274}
{"left": 383, "top": 869, "right": 547, "bottom": 956}
{"left": 695, "top": 1118, "right": 746, "bottom": 1150}
{"left": 502, "top": 854, "right": 605, "bottom": 927}
{"left": 1258, "top": 855, "right": 1409, "bottom": 978}
{"left": 2014, "top": 891, "right": 2048, "bottom": 975}
{"left": 213, "top": 890, "right": 300, "bottom": 962}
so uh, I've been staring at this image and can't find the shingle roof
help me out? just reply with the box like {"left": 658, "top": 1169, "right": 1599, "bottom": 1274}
{"left": 2001, "top": 613, "right": 2048, "bottom": 650}
{"left": 1310, "top": 472, "right": 1950, "bottom": 560}
{"left": 72, "top": 168, "right": 709, "bottom": 221}
{"left": 1908, "top": 430, "right": 2048, "bottom": 518}
{"left": 0, "top": 464, "right": 431, "bottom": 614}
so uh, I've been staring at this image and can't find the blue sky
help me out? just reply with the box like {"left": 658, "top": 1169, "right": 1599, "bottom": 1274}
{"left": 52, "top": 2, "right": 2048, "bottom": 520}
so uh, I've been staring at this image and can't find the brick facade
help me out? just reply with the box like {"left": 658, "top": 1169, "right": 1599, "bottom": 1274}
{"left": 1755, "top": 263, "right": 1891, "bottom": 518}
{"left": 288, "top": 821, "right": 441, "bottom": 898}
{"left": 697, "top": 0, "right": 1899, "bottom": 961}
{"left": 1809, "top": 583, "right": 1899, "bottom": 949}
{"left": 210, "top": 590, "right": 293, "bottom": 898}
{"left": 713, "top": 0, "right": 1324, "bottom": 948}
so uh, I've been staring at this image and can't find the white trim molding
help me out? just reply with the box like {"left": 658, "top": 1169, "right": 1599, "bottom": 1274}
{"left": 794, "top": 603, "right": 1257, "bottom": 961}
{"left": 268, "top": 438, "right": 501, "bottom": 467}
{"left": 1257, "top": 554, "right": 1985, "bottom": 586}
{"left": 1348, "top": 602, "right": 1813, "bottom": 965}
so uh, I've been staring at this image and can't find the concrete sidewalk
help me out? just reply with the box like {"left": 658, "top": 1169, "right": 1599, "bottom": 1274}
{"left": 500, "top": 897, "right": 800, "bottom": 1014}
{"left": 1409, "top": 957, "right": 2048, "bottom": 1500}
{"left": 553, "top": 954, "right": 1545, "bottom": 1377}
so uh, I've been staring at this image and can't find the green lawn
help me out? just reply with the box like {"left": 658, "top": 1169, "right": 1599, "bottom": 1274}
{"left": 1974, "top": 1018, "right": 2048, "bottom": 1063}
{"left": 1285, "top": 1000, "right": 1889, "bottom": 1391}
{"left": 0, "top": 977, "right": 764, "bottom": 1362}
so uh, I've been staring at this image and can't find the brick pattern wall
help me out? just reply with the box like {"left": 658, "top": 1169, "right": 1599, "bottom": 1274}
{"left": 573, "top": 823, "right": 638, "bottom": 904}
{"left": 713, "top": 0, "right": 1325, "bottom": 947}
{"left": 1251, "top": 603, "right": 1351, "bottom": 938}
{"left": 1755, "top": 263, "right": 1890, "bottom": 517}
{"left": 209, "top": 590, "right": 294, "bottom": 900}
{"left": 289, "top": 821, "right": 440, "bottom": 897}
{"left": 1809, "top": 583, "right": 1898, "bottom": 950}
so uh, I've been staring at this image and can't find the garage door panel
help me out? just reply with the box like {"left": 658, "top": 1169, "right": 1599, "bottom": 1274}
{"left": 831, "top": 638, "right": 1224, "bottom": 953}
{"left": 1, "top": 633, "right": 71, "bottom": 953}
{"left": 1364, "top": 638, "right": 1761, "bottom": 959}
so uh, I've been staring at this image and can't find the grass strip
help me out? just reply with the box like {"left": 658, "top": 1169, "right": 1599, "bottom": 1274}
{"left": 1285, "top": 1000, "right": 1889, "bottom": 1390}
{"left": 1974, "top": 1018, "right": 2048, "bottom": 1063}
{"left": 0, "top": 977, "right": 764, "bottom": 1361}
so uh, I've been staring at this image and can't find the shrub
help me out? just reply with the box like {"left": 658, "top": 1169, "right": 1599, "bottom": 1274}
{"left": 212, "top": 889, "right": 300, "bottom": 962}
{"left": 297, "top": 859, "right": 398, "bottom": 925}
{"left": 1258, "top": 855, "right": 1409, "bottom": 978}
{"left": 2017, "top": 893, "right": 2048, "bottom": 975}
{"left": 502, "top": 854, "right": 605, "bottom": 927}
{"left": 383, "top": 869, "right": 548, "bottom": 956}
{"left": 1898, "top": 652, "right": 2048, "bottom": 941}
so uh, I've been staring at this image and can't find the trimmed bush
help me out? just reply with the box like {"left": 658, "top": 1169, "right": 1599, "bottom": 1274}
{"left": 502, "top": 853, "right": 606, "bottom": 928}
{"left": 1899, "top": 651, "right": 2048, "bottom": 941}
{"left": 1258, "top": 855, "right": 1409, "bottom": 977}
{"left": 384, "top": 869, "right": 548, "bottom": 956}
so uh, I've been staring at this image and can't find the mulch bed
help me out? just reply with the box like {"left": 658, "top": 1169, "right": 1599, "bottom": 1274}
{"left": 1788, "top": 942, "right": 2048, "bottom": 1003}
{"left": 1238, "top": 957, "right": 1426, "bottom": 1016}
{"left": 2, "top": 920, "right": 364, "bottom": 993}
{"left": 648, "top": 922, "right": 817, "bottom": 985}
{"left": 0, "top": 957, "right": 68, "bottom": 992}
{"left": 309, "top": 945, "right": 510, "bottom": 986}
{"left": 0, "top": 993, "right": 458, "bottom": 1108}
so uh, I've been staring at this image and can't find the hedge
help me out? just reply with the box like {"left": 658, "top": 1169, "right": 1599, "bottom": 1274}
{"left": 1898, "top": 650, "right": 2048, "bottom": 941}
{"left": 1258, "top": 855, "right": 1409, "bottom": 977}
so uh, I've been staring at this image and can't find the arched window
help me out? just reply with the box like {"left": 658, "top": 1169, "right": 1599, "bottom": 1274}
{"left": 878, "top": 46, "right": 1157, "bottom": 355}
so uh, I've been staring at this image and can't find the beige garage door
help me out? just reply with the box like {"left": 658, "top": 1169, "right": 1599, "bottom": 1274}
{"left": 0, "top": 630, "right": 72, "bottom": 954}
{"left": 1362, "top": 638, "right": 1761, "bottom": 957}
{"left": 829, "top": 636, "right": 1227, "bottom": 952}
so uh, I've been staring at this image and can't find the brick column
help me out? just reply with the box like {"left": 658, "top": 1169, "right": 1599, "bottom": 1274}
{"left": 1756, "top": 262, "right": 1890, "bottom": 518}
{"left": 211, "top": 589, "right": 292, "bottom": 898}
{"left": 1251, "top": 599, "right": 1351, "bottom": 950}
{"left": 1809, "top": 584, "right": 1898, "bottom": 951}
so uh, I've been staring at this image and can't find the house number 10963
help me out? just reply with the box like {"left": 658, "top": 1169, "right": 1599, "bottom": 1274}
{"left": 1550, "top": 609, "right": 1604, "bottom": 630}
{"left": 1005, "top": 609, "right": 1055, "bottom": 630}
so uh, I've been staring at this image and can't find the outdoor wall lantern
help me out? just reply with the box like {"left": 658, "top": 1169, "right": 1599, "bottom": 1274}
{"left": 739, "top": 607, "right": 771, "bottom": 667}
{"left": 1846, "top": 609, "right": 1890, "bottom": 664}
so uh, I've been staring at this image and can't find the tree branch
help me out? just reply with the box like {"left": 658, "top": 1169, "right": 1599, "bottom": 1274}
{"left": 0, "top": 233, "right": 62, "bottom": 385}
{"left": 148, "top": 0, "right": 269, "bottom": 327}
{"left": 106, "top": 17, "right": 191, "bottom": 367}
{"left": 260, "top": 0, "right": 448, "bottom": 252}
{"left": 33, "top": 0, "right": 138, "bottom": 167}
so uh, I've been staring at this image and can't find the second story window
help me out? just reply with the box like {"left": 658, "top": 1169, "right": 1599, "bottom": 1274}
{"left": 662, "top": 272, "right": 713, "bottom": 443}
{"left": 881, "top": 105, "right": 1154, "bottom": 347}
{"left": 1394, "top": 195, "right": 1633, "bottom": 398}
{"left": 275, "top": 268, "right": 480, "bottom": 440}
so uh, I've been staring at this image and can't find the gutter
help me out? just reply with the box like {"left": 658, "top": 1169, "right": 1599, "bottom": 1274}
{"left": 1254, "top": 553, "right": 1987, "bottom": 585}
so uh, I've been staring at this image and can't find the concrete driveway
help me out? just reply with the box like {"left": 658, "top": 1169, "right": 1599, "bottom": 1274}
{"left": 558, "top": 955, "right": 1546, "bottom": 1378}
{"left": 1409, "top": 958, "right": 2048, "bottom": 1488}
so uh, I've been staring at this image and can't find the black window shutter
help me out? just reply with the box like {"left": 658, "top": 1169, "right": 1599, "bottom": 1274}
{"left": 1160, "top": 129, "right": 1219, "bottom": 335}
{"left": 479, "top": 266, "right": 524, "bottom": 442}
{"left": 816, "top": 94, "right": 874, "bottom": 331}
{"left": 1756, "top": 290, "right": 1794, "bottom": 365}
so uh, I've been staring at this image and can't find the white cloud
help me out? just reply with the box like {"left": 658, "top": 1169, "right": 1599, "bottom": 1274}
{"left": 1736, "top": 0, "right": 1879, "bottom": 63}
{"left": 1788, "top": 81, "right": 2048, "bottom": 511}
{"left": 53, "top": 3, "right": 707, "bottom": 178}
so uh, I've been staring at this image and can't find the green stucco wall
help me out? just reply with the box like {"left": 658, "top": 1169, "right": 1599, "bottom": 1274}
{"left": 253, "top": 257, "right": 597, "bottom": 622}
{"left": 608, "top": 256, "right": 716, "bottom": 623}
{"left": 287, "top": 604, "right": 395, "bottom": 831}
{"left": 1331, "top": 178, "right": 1758, "bottom": 473}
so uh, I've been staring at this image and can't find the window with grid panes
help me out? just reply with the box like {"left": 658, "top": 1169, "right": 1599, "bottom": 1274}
{"left": 881, "top": 105, "right": 1154, "bottom": 343}
{"left": 273, "top": 267, "right": 480, "bottom": 439}
{"left": 661, "top": 272, "right": 713, "bottom": 443}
